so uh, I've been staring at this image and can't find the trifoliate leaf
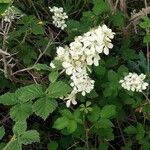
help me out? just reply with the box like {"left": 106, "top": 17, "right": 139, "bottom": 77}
{"left": 33, "top": 97, "right": 58, "bottom": 120}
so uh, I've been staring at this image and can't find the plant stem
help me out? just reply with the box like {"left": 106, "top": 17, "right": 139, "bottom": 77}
{"left": 3, "top": 135, "right": 16, "bottom": 150}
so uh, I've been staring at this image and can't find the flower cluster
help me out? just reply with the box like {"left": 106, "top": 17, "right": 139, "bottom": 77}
{"left": 49, "top": 6, "right": 68, "bottom": 30}
{"left": 2, "top": 6, "right": 23, "bottom": 22}
{"left": 52, "top": 24, "right": 115, "bottom": 107}
{"left": 119, "top": 73, "right": 149, "bottom": 92}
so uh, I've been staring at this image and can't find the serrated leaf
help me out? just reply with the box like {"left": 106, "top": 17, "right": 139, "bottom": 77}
{"left": 53, "top": 117, "right": 69, "bottom": 130}
{"left": 33, "top": 97, "right": 57, "bottom": 120}
{"left": 10, "top": 102, "right": 32, "bottom": 121}
{"left": 0, "top": 92, "right": 18, "bottom": 105}
{"left": 15, "top": 84, "right": 44, "bottom": 103}
{"left": 47, "top": 81, "right": 71, "bottom": 98}
{"left": 13, "top": 121, "right": 27, "bottom": 136}
{"left": 19, "top": 130, "right": 40, "bottom": 145}
{"left": 48, "top": 71, "right": 59, "bottom": 83}
{"left": 92, "top": 0, "right": 110, "bottom": 15}
{"left": 101, "top": 105, "right": 116, "bottom": 119}
{"left": 111, "top": 10, "right": 124, "bottom": 27}
{"left": 0, "top": 126, "right": 5, "bottom": 140}
{"left": 96, "top": 118, "right": 114, "bottom": 128}
{"left": 60, "top": 109, "right": 73, "bottom": 118}
{"left": 6, "top": 139, "right": 22, "bottom": 150}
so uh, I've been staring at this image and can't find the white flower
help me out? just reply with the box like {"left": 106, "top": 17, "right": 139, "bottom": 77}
{"left": 50, "top": 62, "right": 56, "bottom": 68}
{"left": 52, "top": 24, "right": 115, "bottom": 107}
{"left": 119, "top": 73, "right": 149, "bottom": 92}
{"left": 64, "top": 90, "right": 77, "bottom": 107}
{"left": 49, "top": 6, "right": 68, "bottom": 30}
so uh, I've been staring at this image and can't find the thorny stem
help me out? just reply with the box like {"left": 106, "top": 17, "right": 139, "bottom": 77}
{"left": 1, "top": 20, "right": 12, "bottom": 79}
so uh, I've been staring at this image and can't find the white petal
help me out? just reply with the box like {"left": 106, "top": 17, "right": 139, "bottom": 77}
{"left": 104, "top": 47, "right": 109, "bottom": 55}
{"left": 66, "top": 100, "right": 71, "bottom": 107}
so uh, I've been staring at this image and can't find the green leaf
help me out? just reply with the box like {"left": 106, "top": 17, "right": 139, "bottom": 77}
{"left": 33, "top": 63, "right": 51, "bottom": 71}
{"left": 33, "top": 97, "right": 58, "bottom": 120}
{"left": 13, "top": 121, "right": 27, "bottom": 136}
{"left": 144, "top": 34, "right": 150, "bottom": 43}
{"left": 136, "top": 123, "right": 145, "bottom": 140}
{"left": 88, "top": 106, "right": 101, "bottom": 122}
{"left": 48, "top": 140, "right": 58, "bottom": 150}
{"left": 0, "top": 126, "right": 5, "bottom": 140}
{"left": 124, "top": 126, "right": 137, "bottom": 134}
{"left": 92, "top": 0, "right": 110, "bottom": 15}
{"left": 0, "top": 92, "right": 18, "bottom": 105}
{"left": 96, "top": 118, "right": 114, "bottom": 128}
{"left": 15, "top": 84, "right": 44, "bottom": 103}
{"left": 0, "top": 3, "right": 9, "bottom": 15}
{"left": 6, "top": 139, "right": 22, "bottom": 150}
{"left": 107, "top": 70, "right": 118, "bottom": 81}
{"left": 111, "top": 10, "right": 125, "bottom": 27}
{"left": 99, "top": 143, "right": 108, "bottom": 150}
{"left": 10, "top": 102, "right": 32, "bottom": 121}
{"left": 67, "top": 120, "right": 77, "bottom": 133}
{"left": 0, "top": 0, "right": 11, "bottom": 3}
{"left": 48, "top": 71, "right": 59, "bottom": 83}
{"left": 60, "top": 109, "right": 73, "bottom": 119}
{"left": 139, "top": 17, "right": 150, "bottom": 29}
{"left": 31, "top": 21, "right": 44, "bottom": 35}
{"left": 100, "top": 105, "right": 116, "bottom": 119}
{"left": 94, "top": 66, "right": 106, "bottom": 76}
{"left": 47, "top": 81, "right": 71, "bottom": 98}
{"left": 19, "top": 130, "right": 40, "bottom": 145}
{"left": 53, "top": 117, "right": 69, "bottom": 130}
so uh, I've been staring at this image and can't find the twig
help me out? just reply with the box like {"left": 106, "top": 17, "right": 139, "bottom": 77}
{"left": 67, "top": 141, "right": 80, "bottom": 150}
{"left": 34, "top": 30, "right": 61, "bottom": 66}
